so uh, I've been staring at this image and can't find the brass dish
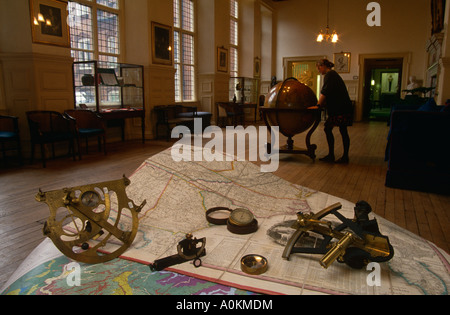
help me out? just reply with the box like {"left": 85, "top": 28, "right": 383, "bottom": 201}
{"left": 240, "top": 254, "right": 268, "bottom": 275}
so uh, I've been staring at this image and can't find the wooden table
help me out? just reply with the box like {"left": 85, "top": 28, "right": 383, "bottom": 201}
{"left": 99, "top": 108, "right": 145, "bottom": 143}
{"left": 216, "top": 102, "right": 257, "bottom": 126}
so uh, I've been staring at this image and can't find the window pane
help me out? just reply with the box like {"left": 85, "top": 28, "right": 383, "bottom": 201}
{"left": 70, "top": 50, "right": 94, "bottom": 62}
{"left": 183, "top": 65, "right": 194, "bottom": 101}
{"left": 181, "top": 0, "right": 194, "bottom": 32}
{"left": 174, "top": 31, "right": 180, "bottom": 63}
{"left": 98, "top": 55, "right": 118, "bottom": 67}
{"left": 231, "top": 0, "right": 238, "bottom": 19}
{"left": 68, "top": 2, "right": 94, "bottom": 60}
{"left": 97, "top": 9, "right": 119, "bottom": 55}
{"left": 174, "top": 0, "right": 196, "bottom": 102}
{"left": 230, "top": 47, "right": 238, "bottom": 76}
{"left": 230, "top": 0, "right": 238, "bottom": 77}
{"left": 182, "top": 34, "right": 194, "bottom": 65}
{"left": 97, "top": 0, "right": 119, "bottom": 9}
{"left": 174, "top": 0, "right": 180, "bottom": 28}
{"left": 175, "top": 64, "right": 181, "bottom": 102}
{"left": 230, "top": 20, "right": 238, "bottom": 46}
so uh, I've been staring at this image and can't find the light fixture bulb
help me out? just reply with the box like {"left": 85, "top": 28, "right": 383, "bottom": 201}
{"left": 38, "top": 13, "right": 45, "bottom": 22}
{"left": 332, "top": 32, "right": 338, "bottom": 43}
{"left": 316, "top": 0, "right": 339, "bottom": 43}
{"left": 317, "top": 33, "right": 324, "bottom": 42}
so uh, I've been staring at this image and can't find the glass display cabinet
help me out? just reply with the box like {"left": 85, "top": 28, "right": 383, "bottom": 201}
{"left": 229, "top": 77, "right": 259, "bottom": 104}
{"left": 227, "top": 77, "right": 260, "bottom": 123}
{"left": 72, "top": 61, "right": 145, "bottom": 142}
{"left": 73, "top": 61, "right": 144, "bottom": 111}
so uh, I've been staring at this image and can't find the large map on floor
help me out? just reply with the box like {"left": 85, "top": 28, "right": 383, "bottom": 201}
{"left": 4, "top": 147, "right": 448, "bottom": 295}
{"left": 107, "top": 146, "right": 449, "bottom": 295}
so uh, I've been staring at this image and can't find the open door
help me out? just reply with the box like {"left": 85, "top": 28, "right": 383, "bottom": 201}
{"left": 362, "top": 58, "right": 404, "bottom": 121}
{"left": 357, "top": 53, "right": 411, "bottom": 122}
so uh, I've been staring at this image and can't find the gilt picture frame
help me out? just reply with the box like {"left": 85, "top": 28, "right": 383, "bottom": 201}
{"left": 254, "top": 57, "right": 261, "bottom": 78}
{"left": 30, "top": 0, "right": 70, "bottom": 47}
{"left": 431, "top": 0, "right": 445, "bottom": 34}
{"left": 152, "top": 22, "right": 173, "bottom": 66}
{"left": 334, "top": 52, "right": 351, "bottom": 73}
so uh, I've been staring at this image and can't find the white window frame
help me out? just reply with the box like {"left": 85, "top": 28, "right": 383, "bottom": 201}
{"left": 230, "top": 0, "right": 239, "bottom": 78}
{"left": 68, "top": 0, "right": 123, "bottom": 63}
{"left": 174, "top": 0, "right": 197, "bottom": 103}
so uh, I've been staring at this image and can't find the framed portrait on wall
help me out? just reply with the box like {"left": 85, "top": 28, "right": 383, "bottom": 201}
{"left": 381, "top": 72, "right": 399, "bottom": 94}
{"left": 217, "top": 47, "right": 228, "bottom": 73}
{"left": 152, "top": 22, "right": 173, "bottom": 65}
{"left": 334, "top": 52, "right": 351, "bottom": 73}
{"left": 29, "top": 0, "right": 70, "bottom": 47}
{"left": 431, "top": 0, "right": 445, "bottom": 34}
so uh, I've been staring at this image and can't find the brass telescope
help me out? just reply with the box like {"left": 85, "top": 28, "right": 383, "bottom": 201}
{"left": 283, "top": 201, "right": 394, "bottom": 269}
{"left": 320, "top": 232, "right": 353, "bottom": 269}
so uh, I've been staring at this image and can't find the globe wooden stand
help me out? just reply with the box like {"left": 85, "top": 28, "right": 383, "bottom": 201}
{"left": 260, "top": 107, "right": 321, "bottom": 161}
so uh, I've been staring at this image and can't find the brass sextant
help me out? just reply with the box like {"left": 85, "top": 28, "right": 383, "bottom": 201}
{"left": 38, "top": 176, "right": 146, "bottom": 264}
{"left": 282, "top": 201, "right": 394, "bottom": 269}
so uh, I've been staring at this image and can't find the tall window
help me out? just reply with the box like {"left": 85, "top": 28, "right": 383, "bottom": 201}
{"left": 174, "top": 0, "right": 196, "bottom": 102}
{"left": 68, "top": 0, "right": 121, "bottom": 106}
{"left": 230, "top": 0, "right": 239, "bottom": 78}
{"left": 68, "top": 0, "right": 121, "bottom": 65}
{"left": 68, "top": 0, "right": 120, "bottom": 106}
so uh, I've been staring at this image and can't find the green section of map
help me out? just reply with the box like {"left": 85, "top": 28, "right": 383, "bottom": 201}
{"left": 2, "top": 255, "right": 256, "bottom": 295}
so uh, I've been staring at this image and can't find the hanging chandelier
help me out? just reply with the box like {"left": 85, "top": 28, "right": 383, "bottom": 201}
{"left": 316, "top": 0, "right": 338, "bottom": 43}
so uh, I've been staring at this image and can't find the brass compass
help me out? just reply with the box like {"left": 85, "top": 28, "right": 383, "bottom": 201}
{"left": 229, "top": 208, "right": 255, "bottom": 226}
{"left": 80, "top": 191, "right": 101, "bottom": 208}
{"left": 206, "top": 207, "right": 258, "bottom": 234}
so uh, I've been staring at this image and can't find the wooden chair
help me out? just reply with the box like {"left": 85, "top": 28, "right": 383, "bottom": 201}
{"left": 26, "top": 111, "right": 80, "bottom": 168}
{"left": 65, "top": 109, "right": 107, "bottom": 156}
{"left": 0, "top": 115, "right": 23, "bottom": 166}
{"left": 258, "top": 95, "right": 266, "bottom": 121}
{"left": 216, "top": 102, "right": 245, "bottom": 127}
{"left": 154, "top": 105, "right": 195, "bottom": 140}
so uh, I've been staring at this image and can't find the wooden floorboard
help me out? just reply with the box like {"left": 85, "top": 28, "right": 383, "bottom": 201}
{"left": 0, "top": 120, "right": 449, "bottom": 290}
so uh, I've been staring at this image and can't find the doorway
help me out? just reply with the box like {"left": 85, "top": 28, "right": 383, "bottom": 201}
{"left": 363, "top": 58, "right": 403, "bottom": 120}
{"left": 357, "top": 53, "right": 411, "bottom": 121}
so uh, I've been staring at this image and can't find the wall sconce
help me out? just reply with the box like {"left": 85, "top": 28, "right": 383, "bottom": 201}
{"left": 34, "top": 13, "right": 52, "bottom": 26}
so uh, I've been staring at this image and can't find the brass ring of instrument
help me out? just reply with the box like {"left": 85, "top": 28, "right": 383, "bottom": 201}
{"left": 240, "top": 254, "right": 268, "bottom": 275}
{"left": 205, "top": 207, "right": 232, "bottom": 225}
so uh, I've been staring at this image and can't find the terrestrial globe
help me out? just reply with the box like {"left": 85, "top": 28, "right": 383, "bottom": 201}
{"left": 260, "top": 77, "right": 321, "bottom": 159}
{"left": 262, "top": 77, "right": 318, "bottom": 137}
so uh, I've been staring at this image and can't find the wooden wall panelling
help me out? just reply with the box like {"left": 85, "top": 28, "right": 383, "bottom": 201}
{"left": 146, "top": 64, "right": 176, "bottom": 139}
{"left": 0, "top": 53, "right": 74, "bottom": 157}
